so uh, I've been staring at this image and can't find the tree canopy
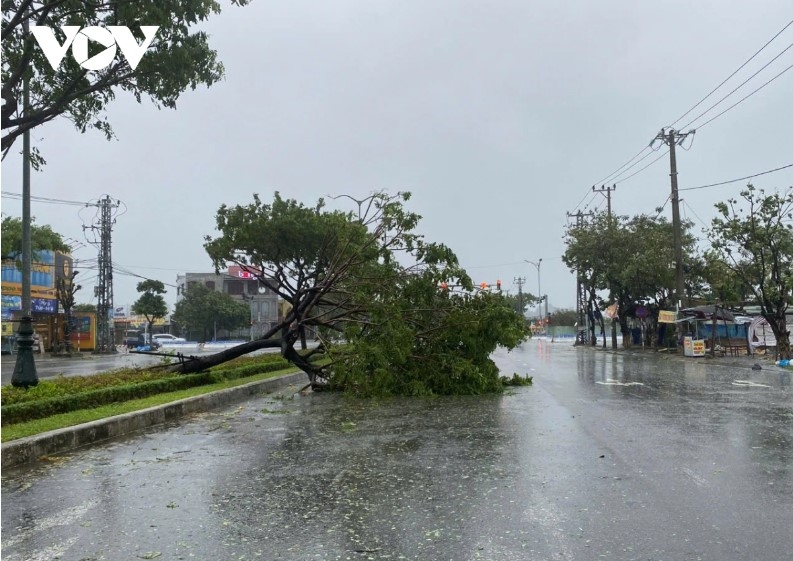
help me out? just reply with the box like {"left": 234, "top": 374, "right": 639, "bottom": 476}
{"left": 707, "top": 185, "right": 793, "bottom": 358}
{"left": 2, "top": 0, "right": 251, "bottom": 161}
{"left": 1, "top": 214, "right": 70, "bottom": 259}
{"left": 131, "top": 279, "right": 167, "bottom": 337}
{"left": 171, "top": 283, "right": 250, "bottom": 343}
{"left": 562, "top": 185, "right": 793, "bottom": 357}
{"left": 563, "top": 210, "right": 697, "bottom": 348}
{"left": 169, "top": 191, "right": 529, "bottom": 395}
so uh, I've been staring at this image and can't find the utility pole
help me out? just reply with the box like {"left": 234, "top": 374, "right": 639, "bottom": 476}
{"left": 567, "top": 210, "right": 593, "bottom": 346}
{"left": 86, "top": 196, "right": 120, "bottom": 354}
{"left": 592, "top": 184, "right": 618, "bottom": 349}
{"left": 513, "top": 276, "right": 525, "bottom": 319}
{"left": 592, "top": 184, "right": 615, "bottom": 224}
{"left": 524, "top": 259, "right": 542, "bottom": 322}
{"left": 654, "top": 128, "right": 694, "bottom": 311}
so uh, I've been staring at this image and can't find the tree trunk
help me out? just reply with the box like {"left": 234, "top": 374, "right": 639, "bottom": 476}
{"left": 768, "top": 311, "right": 791, "bottom": 359}
{"left": 169, "top": 337, "right": 284, "bottom": 374}
{"left": 166, "top": 320, "right": 327, "bottom": 385}
{"left": 620, "top": 316, "right": 630, "bottom": 348}
{"left": 600, "top": 316, "right": 606, "bottom": 349}
{"left": 611, "top": 319, "right": 617, "bottom": 350}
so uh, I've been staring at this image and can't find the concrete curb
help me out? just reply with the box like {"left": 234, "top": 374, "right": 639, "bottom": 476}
{"left": 1, "top": 370, "right": 307, "bottom": 470}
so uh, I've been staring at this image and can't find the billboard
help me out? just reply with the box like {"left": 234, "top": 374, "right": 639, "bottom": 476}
{"left": 1, "top": 250, "right": 72, "bottom": 315}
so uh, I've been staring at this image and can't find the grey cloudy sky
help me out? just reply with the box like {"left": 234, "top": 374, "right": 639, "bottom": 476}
{"left": 2, "top": 0, "right": 792, "bottom": 314}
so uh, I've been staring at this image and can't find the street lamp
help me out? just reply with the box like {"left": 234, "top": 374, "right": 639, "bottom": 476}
{"left": 326, "top": 193, "right": 372, "bottom": 221}
{"left": 12, "top": 11, "right": 37, "bottom": 388}
{"left": 524, "top": 258, "right": 543, "bottom": 320}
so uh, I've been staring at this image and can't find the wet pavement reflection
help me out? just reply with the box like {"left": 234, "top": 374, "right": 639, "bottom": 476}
{"left": 2, "top": 340, "right": 792, "bottom": 560}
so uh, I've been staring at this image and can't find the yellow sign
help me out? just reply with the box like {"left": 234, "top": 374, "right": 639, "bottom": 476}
{"left": 1, "top": 284, "right": 56, "bottom": 299}
{"left": 658, "top": 310, "right": 677, "bottom": 324}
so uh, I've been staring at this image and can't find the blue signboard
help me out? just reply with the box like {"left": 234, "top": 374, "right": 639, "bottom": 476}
{"left": 31, "top": 298, "right": 57, "bottom": 314}
{"left": 1, "top": 294, "right": 57, "bottom": 314}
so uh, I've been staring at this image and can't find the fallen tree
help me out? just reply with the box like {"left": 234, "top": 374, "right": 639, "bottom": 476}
{"left": 168, "top": 191, "right": 528, "bottom": 395}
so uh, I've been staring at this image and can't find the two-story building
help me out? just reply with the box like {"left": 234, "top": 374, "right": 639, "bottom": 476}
{"left": 175, "top": 265, "right": 279, "bottom": 340}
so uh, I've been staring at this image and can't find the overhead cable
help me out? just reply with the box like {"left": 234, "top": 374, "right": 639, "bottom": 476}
{"left": 669, "top": 19, "right": 793, "bottom": 128}
{"left": 680, "top": 163, "right": 793, "bottom": 191}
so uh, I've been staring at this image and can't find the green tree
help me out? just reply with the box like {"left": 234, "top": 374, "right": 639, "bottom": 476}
{"left": 2, "top": 0, "right": 251, "bottom": 160}
{"left": 131, "top": 279, "right": 167, "bottom": 343}
{"left": 1, "top": 215, "right": 70, "bottom": 259}
{"left": 563, "top": 211, "right": 697, "bottom": 349}
{"left": 696, "top": 250, "right": 753, "bottom": 305}
{"left": 502, "top": 291, "right": 538, "bottom": 317}
{"left": 707, "top": 185, "right": 793, "bottom": 358}
{"left": 73, "top": 303, "right": 96, "bottom": 313}
{"left": 171, "top": 284, "right": 249, "bottom": 342}
{"left": 170, "top": 191, "right": 529, "bottom": 395}
{"left": 55, "top": 270, "right": 80, "bottom": 352}
{"left": 550, "top": 308, "right": 578, "bottom": 327}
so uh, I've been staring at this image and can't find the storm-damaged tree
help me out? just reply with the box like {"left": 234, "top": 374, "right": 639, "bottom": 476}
{"left": 169, "top": 191, "right": 529, "bottom": 395}
{"left": 171, "top": 284, "right": 250, "bottom": 342}
{"left": 131, "top": 279, "right": 167, "bottom": 344}
{"left": 707, "top": 185, "right": 793, "bottom": 359}
{"left": 2, "top": 0, "right": 251, "bottom": 162}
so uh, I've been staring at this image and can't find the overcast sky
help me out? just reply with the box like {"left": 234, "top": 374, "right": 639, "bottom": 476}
{"left": 2, "top": 0, "right": 792, "bottom": 315}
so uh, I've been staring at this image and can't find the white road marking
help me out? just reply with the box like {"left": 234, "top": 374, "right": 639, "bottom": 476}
{"left": 2, "top": 498, "right": 98, "bottom": 549}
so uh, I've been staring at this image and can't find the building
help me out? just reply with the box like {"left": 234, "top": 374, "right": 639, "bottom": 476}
{"left": 0, "top": 250, "right": 95, "bottom": 351}
{"left": 175, "top": 265, "right": 279, "bottom": 340}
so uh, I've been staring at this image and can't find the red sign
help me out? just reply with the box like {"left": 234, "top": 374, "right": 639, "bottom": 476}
{"left": 227, "top": 265, "right": 261, "bottom": 279}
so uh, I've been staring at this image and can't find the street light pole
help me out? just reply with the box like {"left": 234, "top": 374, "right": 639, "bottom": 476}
{"left": 524, "top": 258, "right": 542, "bottom": 320}
{"left": 326, "top": 193, "right": 371, "bottom": 222}
{"left": 12, "top": 13, "right": 38, "bottom": 388}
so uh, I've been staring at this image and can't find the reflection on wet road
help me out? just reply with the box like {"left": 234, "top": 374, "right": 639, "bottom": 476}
{"left": 2, "top": 340, "right": 791, "bottom": 560}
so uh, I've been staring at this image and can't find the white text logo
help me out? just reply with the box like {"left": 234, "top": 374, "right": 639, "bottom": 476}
{"left": 31, "top": 26, "right": 159, "bottom": 71}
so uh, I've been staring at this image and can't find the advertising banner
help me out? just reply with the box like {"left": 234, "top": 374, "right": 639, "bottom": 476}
{"left": 658, "top": 310, "right": 677, "bottom": 324}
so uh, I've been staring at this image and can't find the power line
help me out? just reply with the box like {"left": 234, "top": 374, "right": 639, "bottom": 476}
{"left": 588, "top": 21, "right": 793, "bottom": 191}
{"left": 681, "top": 42, "right": 793, "bottom": 130}
{"left": 680, "top": 163, "right": 793, "bottom": 191}
{"left": 594, "top": 145, "right": 652, "bottom": 186}
{"left": 614, "top": 149, "right": 669, "bottom": 185}
{"left": 682, "top": 200, "right": 709, "bottom": 230}
{"left": 691, "top": 61, "right": 793, "bottom": 131}
{"left": 1, "top": 191, "right": 90, "bottom": 206}
{"left": 669, "top": 19, "right": 793, "bottom": 128}
{"left": 608, "top": 145, "right": 663, "bottom": 183}
{"left": 653, "top": 194, "right": 672, "bottom": 220}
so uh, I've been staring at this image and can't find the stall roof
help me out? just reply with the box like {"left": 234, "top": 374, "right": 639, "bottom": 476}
{"left": 680, "top": 305, "right": 736, "bottom": 322}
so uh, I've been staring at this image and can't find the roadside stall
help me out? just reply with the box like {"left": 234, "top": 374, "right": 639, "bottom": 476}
{"left": 680, "top": 305, "right": 749, "bottom": 356}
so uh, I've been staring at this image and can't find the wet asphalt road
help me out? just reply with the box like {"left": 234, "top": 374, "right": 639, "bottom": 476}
{"left": 1, "top": 346, "right": 288, "bottom": 385}
{"left": 2, "top": 340, "right": 792, "bottom": 561}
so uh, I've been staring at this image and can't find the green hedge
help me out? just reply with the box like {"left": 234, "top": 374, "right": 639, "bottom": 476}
{"left": 1, "top": 357, "right": 299, "bottom": 426}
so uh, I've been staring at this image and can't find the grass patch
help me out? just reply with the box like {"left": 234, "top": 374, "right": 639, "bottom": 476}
{"left": 1, "top": 353, "right": 292, "bottom": 406}
{"left": 1, "top": 365, "right": 303, "bottom": 442}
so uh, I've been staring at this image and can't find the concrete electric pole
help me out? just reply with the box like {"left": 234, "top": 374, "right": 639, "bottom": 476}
{"left": 566, "top": 211, "right": 594, "bottom": 346}
{"left": 654, "top": 128, "right": 694, "bottom": 311}
{"left": 513, "top": 276, "right": 526, "bottom": 318}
